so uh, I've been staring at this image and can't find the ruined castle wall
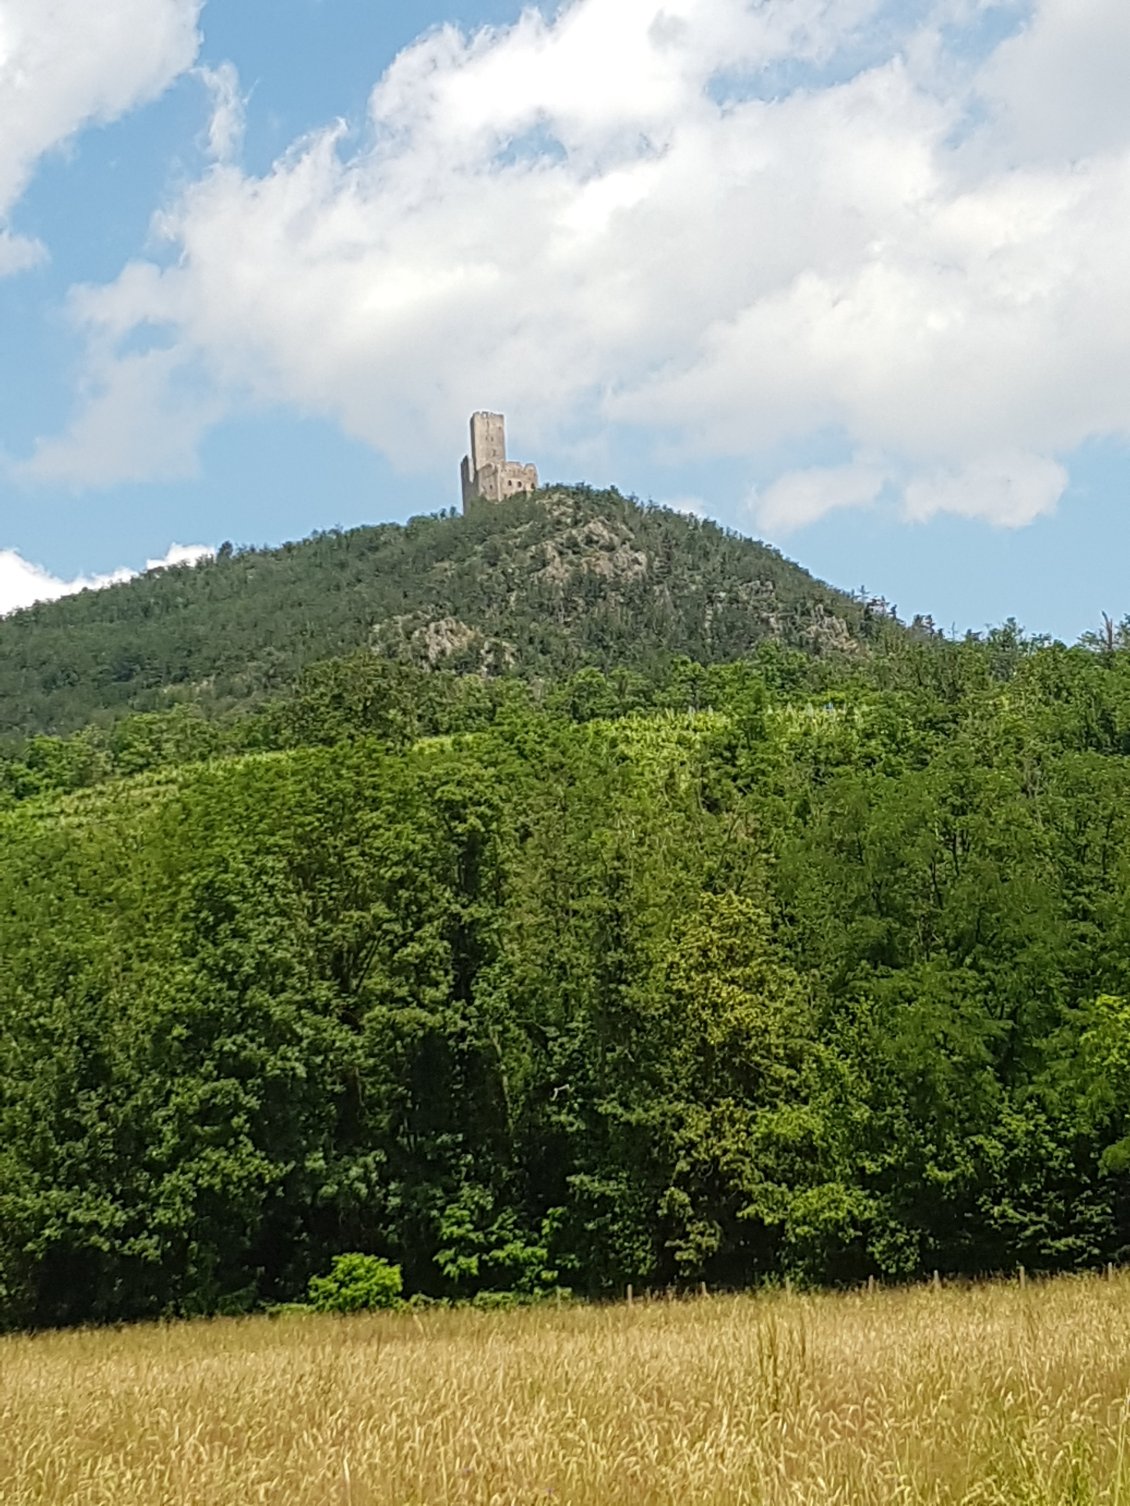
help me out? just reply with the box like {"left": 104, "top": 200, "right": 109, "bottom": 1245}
{"left": 474, "top": 461, "right": 538, "bottom": 503}
{"left": 462, "top": 412, "right": 537, "bottom": 509}
{"left": 460, "top": 455, "right": 475, "bottom": 510}
{"left": 503, "top": 462, "right": 538, "bottom": 495}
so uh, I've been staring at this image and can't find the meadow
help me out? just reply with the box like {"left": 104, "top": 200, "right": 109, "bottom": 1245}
{"left": 3, "top": 1275, "right": 1130, "bottom": 1506}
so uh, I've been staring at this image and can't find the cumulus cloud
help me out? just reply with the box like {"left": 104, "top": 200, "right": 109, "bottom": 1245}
{"left": 903, "top": 453, "right": 1069, "bottom": 527}
{"left": 0, "top": 542, "right": 212, "bottom": 617}
{"left": 0, "top": 0, "right": 201, "bottom": 271}
{"left": 977, "top": 0, "right": 1130, "bottom": 164}
{"left": 23, "top": 0, "right": 1130, "bottom": 529}
{"left": 754, "top": 461, "right": 888, "bottom": 534}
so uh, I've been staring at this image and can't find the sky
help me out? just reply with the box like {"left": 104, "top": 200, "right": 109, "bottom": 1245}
{"left": 1, "top": 0, "right": 1129, "bottom": 639}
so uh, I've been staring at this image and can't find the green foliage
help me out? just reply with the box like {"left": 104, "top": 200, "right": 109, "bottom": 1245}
{"left": 8, "top": 500, "right": 1130, "bottom": 1328}
{"left": 307, "top": 1254, "right": 403, "bottom": 1313}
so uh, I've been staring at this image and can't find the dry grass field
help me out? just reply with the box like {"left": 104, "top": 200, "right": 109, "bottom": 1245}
{"left": 3, "top": 1275, "right": 1130, "bottom": 1505}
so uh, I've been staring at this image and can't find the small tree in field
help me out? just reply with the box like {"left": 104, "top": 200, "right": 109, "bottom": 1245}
{"left": 307, "top": 1254, "right": 403, "bottom": 1313}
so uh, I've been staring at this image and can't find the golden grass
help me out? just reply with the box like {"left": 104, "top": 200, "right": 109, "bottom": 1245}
{"left": 3, "top": 1275, "right": 1130, "bottom": 1505}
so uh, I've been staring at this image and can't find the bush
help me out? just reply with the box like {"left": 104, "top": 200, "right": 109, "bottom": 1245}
{"left": 470, "top": 1289, "right": 523, "bottom": 1311}
{"left": 406, "top": 1292, "right": 447, "bottom": 1311}
{"left": 264, "top": 1302, "right": 313, "bottom": 1320}
{"left": 307, "top": 1254, "right": 403, "bottom": 1314}
{"left": 469, "top": 1288, "right": 571, "bottom": 1311}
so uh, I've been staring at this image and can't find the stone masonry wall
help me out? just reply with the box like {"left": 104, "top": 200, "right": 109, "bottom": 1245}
{"left": 462, "top": 412, "right": 538, "bottom": 509}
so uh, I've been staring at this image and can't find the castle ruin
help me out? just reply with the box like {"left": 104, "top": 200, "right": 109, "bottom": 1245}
{"left": 461, "top": 412, "right": 538, "bottom": 511}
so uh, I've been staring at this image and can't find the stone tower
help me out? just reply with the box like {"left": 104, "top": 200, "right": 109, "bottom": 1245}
{"left": 461, "top": 412, "right": 538, "bottom": 511}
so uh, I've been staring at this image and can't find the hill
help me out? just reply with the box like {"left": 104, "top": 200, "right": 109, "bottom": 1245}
{"left": 0, "top": 487, "right": 893, "bottom": 738}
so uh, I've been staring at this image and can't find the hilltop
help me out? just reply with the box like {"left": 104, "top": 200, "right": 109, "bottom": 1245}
{"left": 0, "top": 487, "right": 893, "bottom": 737}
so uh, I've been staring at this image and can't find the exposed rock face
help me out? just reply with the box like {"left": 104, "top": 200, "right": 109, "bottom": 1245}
{"left": 413, "top": 616, "right": 478, "bottom": 663}
{"left": 528, "top": 514, "right": 648, "bottom": 586}
{"left": 373, "top": 613, "right": 517, "bottom": 673}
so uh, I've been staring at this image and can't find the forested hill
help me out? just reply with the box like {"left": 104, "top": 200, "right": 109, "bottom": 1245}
{"left": 0, "top": 486, "right": 892, "bottom": 737}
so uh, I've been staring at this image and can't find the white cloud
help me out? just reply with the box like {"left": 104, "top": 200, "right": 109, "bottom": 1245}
{"left": 22, "top": 0, "right": 1130, "bottom": 530}
{"left": 197, "top": 61, "right": 245, "bottom": 163}
{"left": 18, "top": 346, "right": 222, "bottom": 487}
{"left": 903, "top": 453, "right": 1068, "bottom": 527}
{"left": 0, "top": 0, "right": 201, "bottom": 271}
{"left": 0, "top": 226, "right": 44, "bottom": 274}
{"left": 149, "top": 543, "right": 212, "bottom": 570}
{"left": 754, "top": 461, "right": 888, "bottom": 534}
{"left": 660, "top": 496, "right": 708, "bottom": 518}
{"left": 0, "top": 542, "right": 212, "bottom": 617}
{"left": 976, "top": 0, "right": 1130, "bottom": 164}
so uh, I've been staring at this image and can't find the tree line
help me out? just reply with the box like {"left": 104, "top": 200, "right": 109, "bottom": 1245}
{"left": 4, "top": 628, "right": 1130, "bottom": 1326}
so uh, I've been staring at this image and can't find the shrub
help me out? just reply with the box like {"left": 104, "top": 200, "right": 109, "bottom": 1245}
{"left": 406, "top": 1292, "right": 447, "bottom": 1311}
{"left": 307, "top": 1254, "right": 403, "bottom": 1314}
{"left": 470, "top": 1289, "right": 523, "bottom": 1311}
{"left": 264, "top": 1302, "right": 314, "bottom": 1320}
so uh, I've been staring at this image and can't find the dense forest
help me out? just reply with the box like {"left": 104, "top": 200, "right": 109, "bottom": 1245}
{"left": 5, "top": 591, "right": 1130, "bottom": 1326}
{"left": 0, "top": 488, "right": 891, "bottom": 738}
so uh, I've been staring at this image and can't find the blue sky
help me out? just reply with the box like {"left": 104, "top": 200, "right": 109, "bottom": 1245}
{"left": 1, "top": 0, "right": 1129, "bottom": 639}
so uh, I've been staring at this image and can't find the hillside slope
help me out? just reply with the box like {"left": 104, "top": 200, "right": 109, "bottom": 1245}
{"left": 0, "top": 487, "right": 890, "bottom": 737}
